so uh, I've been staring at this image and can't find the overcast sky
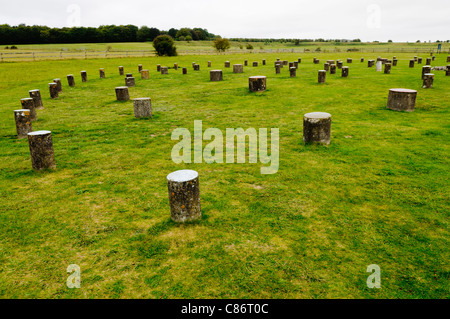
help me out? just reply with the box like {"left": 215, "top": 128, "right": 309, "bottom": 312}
{"left": 1, "top": 0, "right": 449, "bottom": 42}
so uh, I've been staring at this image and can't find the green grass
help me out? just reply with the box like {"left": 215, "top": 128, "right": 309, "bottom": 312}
{"left": 0, "top": 52, "right": 448, "bottom": 299}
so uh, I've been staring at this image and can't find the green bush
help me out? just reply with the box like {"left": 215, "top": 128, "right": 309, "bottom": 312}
{"left": 213, "top": 38, "right": 231, "bottom": 52}
{"left": 246, "top": 43, "right": 254, "bottom": 50}
{"left": 153, "top": 35, "right": 177, "bottom": 56}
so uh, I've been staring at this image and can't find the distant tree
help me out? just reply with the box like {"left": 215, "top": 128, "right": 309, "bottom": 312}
{"left": 137, "top": 26, "right": 159, "bottom": 42}
{"left": 176, "top": 28, "right": 192, "bottom": 40}
{"left": 168, "top": 28, "right": 178, "bottom": 39}
{"left": 388, "top": 39, "right": 393, "bottom": 43}
{"left": 416, "top": 40, "right": 421, "bottom": 43}
{"left": 185, "top": 35, "right": 193, "bottom": 43}
{"left": 153, "top": 35, "right": 177, "bottom": 56}
{"left": 246, "top": 43, "right": 253, "bottom": 50}
{"left": 213, "top": 38, "right": 231, "bottom": 52}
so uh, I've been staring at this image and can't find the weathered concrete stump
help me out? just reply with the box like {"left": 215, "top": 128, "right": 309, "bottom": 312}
{"left": 193, "top": 64, "right": 200, "bottom": 71}
{"left": 314, "top": 58, "right": 320, "bottom": 64}
{"left": 81, "top": 71, "right": 87, "bottom": 82}
{"left": 133, "top": 98, "right": 152, "bottom": 118}
{"left": 208, "top": 61, "right": 211, "bottom": 67}
{"left": 14, "top": 109, "right": 32, "bottom": 139}
{"left": 337, "top": 61, "right": 343, "bottom": 69}
{"left": 432, "top": 56, "right": 435, "bottom": 61}
{"left": 210, "top": 70, "right": 223, "bottom": 81}
{"left": 418, "top": 57, "right": 422, "bottom": 64}
{"left": 253, "top": 61, "right": 258, "bottom": 67}
{"left": 27, "top": 130, "right": 56, "bottom": 170}
{"left": 141, "top": 70, "right": 149, "bottom": 79}
{"left": 303, "top": 112, "right": 331, "bottom": 145}
{"left": 275, "top": 61, "right": 283, "bottom": 68}
{"left": 125, "top": 77, "right": 135, "bottom": 87}
{"left": 138, "top": 64, "right": 143, "bottom": 72}
{"left": 99, "top": 68, "right": 105, "bottom": 78}
{"left": 290, "top": 67, "right": 296, "bottom": 77}
{"left": 368, "top": 60, "right": 375, "bottom": 67}
{"left": 275, "top": 65, "right": 281, "bottom": 74}
{"left": 167, "top": 170, "right": 201, "bottom": 223}
{"left": 414, "top": 56, "right": 418, "bottom": 61}
{"left": 53, "top": 78, "right": 62, "bottom": 92}
{"left": 318, "top": 70, "right": 326, "bottom": 83}
{"left": 233, "top": 64, "right": 243, "bottom": 73}
{"left": 347, "top": 58, "right": 352, "bottom": 63}
{"left": 324, "top": 63, "right": 329, "bottom": 71}
{"left": 422, "top": 73, "right": 434, "bottom": 88}
{"left": 249, "top": 76, "right": 267, "bottom": 92}
{"left": 119, "top": 66, "right": 124, "bottom": 75}
{"left": 225, "top": 61, "right": 230, "bottom": 68}
{"left": 361, "top": 58, "right": 364, "bottom": 62}
{"left": 422, "top": 65, "right": 431, "bottom": 79}
{"left": 115, "top": 86, "right": 130, "bottom": 101}
{"left": 262, "top": 59, "right": 266, "bottom": 65}
{"left": 393, "top": 59, "right": 398, "bottom": 66}
{"left": 294, "top": 61, "right": 299, "bottom": 69}
{"left": 157, "top": 64, "right": 161, "bottom": 72}
{"left": 244, "top": 60, "right": 248, "bottom": 66}
{"left": 387, "top": 88, "right": 417, "bottom": 112}
{"left": 446, "top": 65, "right": 450, "bottom": 76}
{"left": 29, "top": 89, "right": 43, "bottom": 110}
{"left": 409, "top": 60, "right": 415, "bottom": 68}
{"left": 330, "top": 64, "right": 336, "bottom": 74}
{"left": 161, "top": 67, "right": 168, "bottom": 74}
{"left": 447, "top": 56, "right": 450, "bottom": 63}
{"left": 289, "top": 62, "right": 294, "bottom": 68}
{"left": 20, "top": 98, "right": 36, "bottom": 121}
{"left": 67, "top": 74, "right": 75, "bottom": 87}
{"left": 49, "top": 83, "right": 58, "bottom": 99}
{"left": 327, "top": 60, "right": 335, "bottom": 65}
{"left": 426, "top": 57, "right": 432, "bottom": 65}
{"left": 384, "top": 63, "right": 391, "bottom": 74}
{"left": 174, "top": 63, "right": 178, "bottom": 70}
{"left": 298, "top": 58, "right": 302, "bottom": 63}
{"left": 342, "top": 66, "right": 349, "bottom": 77}
{"left": 283, "top": 60, "right": 288, "bottom": 66}
{"left": 182, "top": 67, "right": 187, "bottom": 75}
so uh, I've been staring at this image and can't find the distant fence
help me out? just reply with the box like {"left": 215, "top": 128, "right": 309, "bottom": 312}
{"left": 1, "top": 47, "right": 449, "bottom": 62}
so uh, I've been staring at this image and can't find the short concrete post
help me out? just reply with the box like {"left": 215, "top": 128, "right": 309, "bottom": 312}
{"left": 208, "top": 61, "right": 211, "bottom": 67}
{"left": 447, "top": 56, "right": 450, "bottom": 63}
{"left": 161, "top": 67, "right": 168, "bottom": 74}
{"left": 330, "top": 64, "right": 336, "bottom": 74}
{"left": 20, "top": 98, "right": 37, "bottom": 121}
{"left": 49, "top": 83, "right": 58, "bottom": 99}
{"left": 384, "top": 63, "right": 391, "bottom": 74}
{"left": 426, "top": 57, "right": 432, "bottom": 65}
{"left": 303, "top": 112, "right": 331, "bottom": 145}
{"left": 115, "top": 86, "right": 130, "bottom": 101}
{"left": 409, "top": 60, "right": 415, "bottom": 68}
{"left": 347, "top": 58, "right": 352, "bottom": 63}
{"left": 81, "top": 71, "right": 87, "bottom": 82}
{"left": 368, "top": 60, "right": 374, "bottom": 67}
{"left": 422, "top": 73, "right": 434, "bottom": 88}
{"left": 418, "top": 57, "right": 422, "bottom": 64}
{"left": 67, "top": 74, "right": 75, "bottom": 87}
{"left": 361, "top": 58, "right": 364, "bottom": 62}
{"left": 393, "top": 59, "right": 398, "bottom": 66}
{"left": 233, "top": 64, "right": 243, "bottom": 73}
{"left": 422, "top": 65, "right": 431, "bottom": 80}
{"left": 342, "top": 66, "right": 349, "bottom": 77}
{"left": 14, "top": 109, "right": 32, "bottom": 139}
{"left": 99, "top": 68, "right": 105, "bottom": 78}
{"left": 210, "top": 70, "right": 223, "bottom": 81}
{"left": 225, "top": 61, "right": 230, "bottom": 68}
{"left": 294, "top": 61, "right": 298, "bottom": 69}
{"left": 337, "top": 61, "right": 343, "bottom": 69}
{"left": 275, "top": 65, "right": 281, "bottom": 74}
{"left": 29, "top": 89, "right": 43, "bottom": 110}
{"left": 318, "top": 70, "right": 326, "bottom": 83}
{"left": 298, "top": 58, "right": 302, "bottom": 63}
{"left": 182, "top": 67, "right": 187, "bottom": 75}
{"left": 283, "top": 60, "right": 288, "bottom": 66}
{"left": 138, "top": 64, "right": 143, "bottom": 72}
{"left": 27, "top": 130, "right": 56, "bottom": 170}
{"left": 249, "top": 76, "right": 266, "bottom": 92}
{"left": 262, "top": 59, "right": 266, "bottom": 65}
{"left": 290, "top": 67, "right": 296, "bottom": 77}
{"left": 446, "top": 65, "right": 450, "bottom": 76}
{"left": 252, "top": 61, "right": 258, "bottom": 67}
{"left": 324, "top": 63, "right": 329, "bottom": 72}
{"left": 167, "top": 170, "right": 201, "bottom": 223}
{"left": 157, "top": 64, "right": 161, "bottom": 72}
{"left": 387, "top": 88, "right": 417, "bottom": 112}
{"left": 125, "top": 77, "right": 135, "bottom": 87}
{"left": 133, "top": 98, "right": 152, "bottom": 118}
{"left": 119, "top": 66, "right": 124, "bottom": 75}
{"left": 174, "top": 63, "right": 178, "bottom": 70}
{"left": 244, "top": 60, "right": 248, "bottom": 66}
{"left": 193, "top": 64, "right": 200, "bottom": 71}
{"left": 141, "top": 70, "right": 149, "bottom": 79}
{"left": 53, "top": 78, "right": 62, "bottom": 92}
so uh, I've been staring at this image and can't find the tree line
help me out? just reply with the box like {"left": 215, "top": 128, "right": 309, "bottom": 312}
{"left": 0, "top": 24, "right": 218, "bottom": 45}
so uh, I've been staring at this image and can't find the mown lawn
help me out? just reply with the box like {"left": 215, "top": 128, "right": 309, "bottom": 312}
{"left": 0, "top": 52, "right": 448, "bottom": 298}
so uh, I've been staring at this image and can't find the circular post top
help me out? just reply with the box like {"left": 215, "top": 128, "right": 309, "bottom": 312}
{"left": 389, "top": 88, "right": 417, "bottom": 93}
{"left": 115, "top": 86, "right": 129, "bottom": 89}
{"left": 304, "top": 112, "right": 331, "bottom": 119}
{"left": 53, "top": 78, "right": 60, "bottom": 81}
{"left": 81, "top": 70, "right": 87, "bottom": 72}
{"left": 14, "top": 109, "right": 31, "bottom": 113}
{"left": 133, "top": 97, "right": 151, "bottom": 101}
{"left": 48, "top": 83, "right": 57, "bottom": 86}
{"left": 318, "top": 70, "right": 326, "bottom": 72}
{"left": 249, "top": 76, "right": 266, "bottom": 79}
{"left": 29, "top": 89, "right": 40, "bottom": 92}
{"left": 233, "top": 64, "right": 243, "bottom": 66}
{"left": 210, "top": 70, "right": 222, "bottom": 72}
{"left": 28, "top": 130, "right": 52, "bottom": 136}
{"left": 167, "top": 170, "right": 199, "bottom": 182}
{"left": 342, "top": 66, "right": 349, "bottom": 68}
{"left": 67, "top": 74, "right": 73, "bottom": 76}
{"left": 424, "top": 73, "right": 434, "bottom": 76}
{"left": 21, "top": 97, "right": 33, "bottom": 101}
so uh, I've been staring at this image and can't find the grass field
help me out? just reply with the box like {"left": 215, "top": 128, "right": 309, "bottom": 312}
{"left": 0, "top": 51, "right": 448, "bottom": 298}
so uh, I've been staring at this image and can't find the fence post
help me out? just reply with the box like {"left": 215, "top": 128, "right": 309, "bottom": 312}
{"left": 0, "top": 52, "right": 2, "bottom": 63}
{"left": 60, "top": 51, "right": 63, "bottom": 59}
{"left": 105, "top": 51, "right": 107, "bottom": 58}
{"left": 32, "top": 52, "right": 35, "bottom": 61}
